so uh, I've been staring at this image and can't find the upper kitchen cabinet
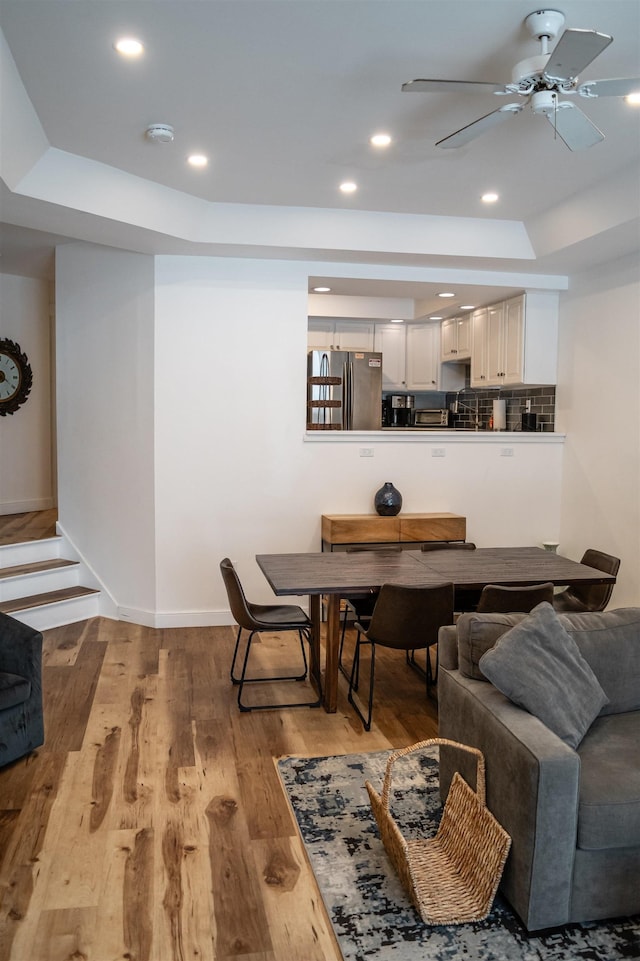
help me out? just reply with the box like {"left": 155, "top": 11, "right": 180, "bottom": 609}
{"left": 441, "top": 315, "right": 471, "bottom": 361}
{"left": 352, "top": 321, "right": 467, "bottom": 391}
{"left": 406, "top": 323, "right": 465, "bottom": 391}
{"left": 471, "top": 293, "right": 558, "bottom": 388}
{"left": 308, "top": 319, "right": 374, "bottom": 351}
{"left": 374, "top": 323, "right": 407, "bottom": 389}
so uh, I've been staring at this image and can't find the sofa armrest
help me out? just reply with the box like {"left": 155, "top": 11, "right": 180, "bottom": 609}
{"left": 438, "top": 624, "right": 458, "bottom": 670}
{"left": 438, "top": 665, "right": 580, "bottom": 931}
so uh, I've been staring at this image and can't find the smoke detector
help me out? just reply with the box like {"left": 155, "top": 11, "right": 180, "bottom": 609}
{"left": 145, "top": 123, "right": 175, "bottom": 143}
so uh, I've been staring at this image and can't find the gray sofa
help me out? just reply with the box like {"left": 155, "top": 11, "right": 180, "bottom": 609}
{"left": 438, "top": 605, "right": 640, "bottom": 931}
{"left": 0, "top": 612, "right": 44, "bottom": 767}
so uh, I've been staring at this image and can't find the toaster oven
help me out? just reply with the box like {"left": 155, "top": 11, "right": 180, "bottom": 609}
{"left": 413, "top": 408, "right": 451, "bottom": 428}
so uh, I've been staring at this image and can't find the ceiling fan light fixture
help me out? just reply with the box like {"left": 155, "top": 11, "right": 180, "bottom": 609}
{"left": 532, "top": 89, "right": 559, "bottom": 116}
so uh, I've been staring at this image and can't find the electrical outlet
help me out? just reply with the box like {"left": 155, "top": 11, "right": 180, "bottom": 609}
{"left": 359, "top": 448, "right": 374, "bottom": 457}
{"left": 500, "top": 448, "right": 514, "bottom": 457}
{"left": 431, "top": 448, "right": 446, "bottom": 458}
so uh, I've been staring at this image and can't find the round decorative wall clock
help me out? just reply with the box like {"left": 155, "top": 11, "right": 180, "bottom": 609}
{"left": 0, "top": 338, "right": 33, "bottom": 416}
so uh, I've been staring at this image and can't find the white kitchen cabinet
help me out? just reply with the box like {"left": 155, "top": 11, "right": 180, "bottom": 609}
{"left": 441, "top": 315, "right": 471, "bottom": 361}
{"left": 374, "top": 323, "right": 407, "bottom": 388}
{"left": 308, "top": 319, "right": 374, "bottom": 351}
{"left": 406, "top": 323, "right": 438, "bottom": 389}
{"left": 406, "top": 323, "right": 466, "bottom": 391}
{"left": 470, "top": 307, "right": 488, "bottom": 386}
{"left": 470, "top": 293, "right": 557, "bottom": 387}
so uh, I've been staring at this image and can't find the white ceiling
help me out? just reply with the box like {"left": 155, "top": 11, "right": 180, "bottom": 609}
{"left": 1, "top": 0, "right": 639, "bottom": 311}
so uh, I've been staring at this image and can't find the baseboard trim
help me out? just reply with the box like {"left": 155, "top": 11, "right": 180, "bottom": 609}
{"left": 117, "top": 607, "right": 235, "bottom": 629}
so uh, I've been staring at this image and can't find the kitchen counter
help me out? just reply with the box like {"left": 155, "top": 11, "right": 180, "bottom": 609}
{"left": 305, "top": 429, "right": 564, "bottom": 443}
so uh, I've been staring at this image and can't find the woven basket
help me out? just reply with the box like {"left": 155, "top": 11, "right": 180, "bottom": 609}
{"left": 365, "top": 737, "right": 511, "bottom": 925}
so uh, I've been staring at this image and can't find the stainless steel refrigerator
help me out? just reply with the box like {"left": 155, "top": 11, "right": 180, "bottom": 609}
{"left": 307, "top": 350, "right": 382, "bottom": 430}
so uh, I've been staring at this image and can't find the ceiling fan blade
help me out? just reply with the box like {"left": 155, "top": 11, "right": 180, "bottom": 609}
{"left": 546, "top": 103, "right": 605, "bottom": 150}
{"left": 578, "top": 77, "right": 640, "bottom": 98}
{"left": 544, "top": 28, "right": 613, "bottom": 82}
{"left": 436, "top": 104, "right": 523, "bottom": 149}
{"left": 402, "top": 78, "right": 507, "bottom": 95}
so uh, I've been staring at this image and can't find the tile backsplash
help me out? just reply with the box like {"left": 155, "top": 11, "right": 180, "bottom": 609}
{"left": 446, "top": 386, "right": 556, "bottom": 432}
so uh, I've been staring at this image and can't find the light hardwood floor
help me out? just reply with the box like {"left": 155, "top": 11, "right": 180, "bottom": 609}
{"left": 0, "top": 515, "right": 439, "bottom": 961}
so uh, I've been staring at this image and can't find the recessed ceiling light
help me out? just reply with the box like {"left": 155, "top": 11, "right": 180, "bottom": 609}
{"left": 438, "top": 292, "right": 456, "bottom": 298}
{"left": 339, "top": 181, "right": 357, "bottom": 193}
{"left": 313, "top": 286, "right": 331, "bottom": 292}
{"left": 481, "top": 191, "right": 499, "bottom": 203}
{"left": 626, "top": 92, "right": 640, "bottom": 105}
{"left": 460, "top": 305, "right": 475, "bottom": 310}
{"left": 114, "top": 37, "right": 144, "bottom": 57}
{"left": 429, "top": 316, "right": 443, "bottom": 321}
{"left": 187, "top": 154, "right": 208, "bottom": 168}
{"left": 370, "top": 133, "right": 392, "bottom": 147}
{"left": 390, "top": 318, "right": 404, "bottom": 323}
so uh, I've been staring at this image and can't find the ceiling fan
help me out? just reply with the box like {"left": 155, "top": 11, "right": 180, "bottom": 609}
{"left": 402, "top": 8, "right": 640, "bottom": 150}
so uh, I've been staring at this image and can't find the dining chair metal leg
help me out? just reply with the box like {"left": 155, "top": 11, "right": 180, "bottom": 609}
{"left": 234, "top": 627, "right": 321, "bottom": 712}
{"left": 406, "top": 644, "right": 438, "bottom": 699}
{"left": 231, "top": 626, "right": 308, "bottom": 685}
{"left": 348, "top": 636, "right": 375, "bottom": 731}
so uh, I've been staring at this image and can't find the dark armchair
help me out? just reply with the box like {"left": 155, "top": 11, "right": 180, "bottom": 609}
{"left": 0, "top": 612, "right": 44, "bottom": 767}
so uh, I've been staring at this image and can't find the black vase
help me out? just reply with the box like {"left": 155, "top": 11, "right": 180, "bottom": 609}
{"left": 374, "top": 481, "right": 402, "bottom": 516}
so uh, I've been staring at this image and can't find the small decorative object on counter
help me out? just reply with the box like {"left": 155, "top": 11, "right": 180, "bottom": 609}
{"left": 374, "top": 481, "right": 402, "bottom": 516}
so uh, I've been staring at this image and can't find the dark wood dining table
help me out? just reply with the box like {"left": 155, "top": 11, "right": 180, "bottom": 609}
{"left": 255, "top": 546, "right": 616, "bottom": 713}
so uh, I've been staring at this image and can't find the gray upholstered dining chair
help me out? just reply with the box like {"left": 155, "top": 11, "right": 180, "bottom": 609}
{"left": 220, "top": 557, "right": 321, "bottom": 712}
{"left": 347, "top": 582, "right": 454, "bottom": 730}
{"left": 476, "top": 582, "right": 555, "bottom": 614}
{"left": 552, "top": 549, "right": 620, "bottom": 613}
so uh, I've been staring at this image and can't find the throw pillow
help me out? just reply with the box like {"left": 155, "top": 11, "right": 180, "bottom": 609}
{"left": 478, "top": 602, "right": 609, "bottom": 749}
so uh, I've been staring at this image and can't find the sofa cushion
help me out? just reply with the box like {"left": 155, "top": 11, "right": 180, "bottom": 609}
{"left": 577, "top": 710, "right": 640, "bottom": 849}
{"left": 558, "top": 608, "right": 640, "bottom": 715}
{"left": 0, "top": 671, "right": 31, "bottom": 711}
{"left": 455, "top": 611, "right": 526, "bottom": 680}
{"left": 478, "top": 603, "right": 609, "bottom": 749}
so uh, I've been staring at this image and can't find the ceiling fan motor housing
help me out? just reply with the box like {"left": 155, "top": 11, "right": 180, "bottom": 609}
{"left": 512, "top": 53, "right": 549, "bottom": 86}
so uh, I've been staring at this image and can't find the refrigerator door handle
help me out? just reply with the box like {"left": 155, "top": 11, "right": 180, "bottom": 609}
{"left": 344, "top": 359, "right": 352, "bottom": 430}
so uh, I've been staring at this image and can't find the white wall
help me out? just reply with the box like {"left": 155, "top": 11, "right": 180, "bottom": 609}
{"left": 55, "top": 243, "right": 157, "bottom": 615}
{"left": 0, "top": 273, "right": 53, "bottom": 514}
{"left": 54, "top": 247, "right": 639, "bottom": 626}
{"left": 556, "top": 254, "right": 640, "bottom": 608}
{"left": 154, "top": 256, "right": 563, "bottom": 624}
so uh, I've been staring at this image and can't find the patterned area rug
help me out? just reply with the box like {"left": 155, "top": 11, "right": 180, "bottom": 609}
{"left": 277, "top": 745, "right": 640, "bottom": 961}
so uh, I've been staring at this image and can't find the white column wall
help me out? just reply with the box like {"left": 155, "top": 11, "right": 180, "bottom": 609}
{"left": 55, "top": 243, "right": 156, "bottom": 614}
{"left": 0, "top": 273, "right": 53, "bottom": 514}
{"left": 556, "top": 254, "right": 640, "bottom": 608}
{"left": 154, "top": 256, "right": 563, "bottom": 625}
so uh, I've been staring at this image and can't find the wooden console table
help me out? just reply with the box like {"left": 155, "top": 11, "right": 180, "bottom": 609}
{"left": 321, "top": 512, "right": 466, "bottom": 552}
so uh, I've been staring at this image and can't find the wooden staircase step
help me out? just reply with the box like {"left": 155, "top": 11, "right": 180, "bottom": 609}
{"left": 0, "top": 558, "right": 79, "bottom": 580}
{"left": 0, "top": 586, "right": 99, "bottom": 615}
